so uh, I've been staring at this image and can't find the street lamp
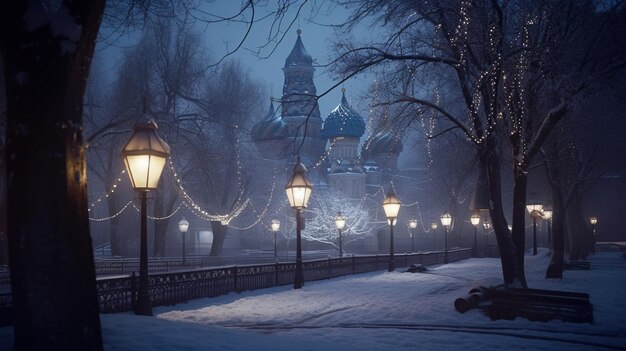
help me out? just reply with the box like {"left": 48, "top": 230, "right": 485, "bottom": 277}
{"left": 590, "top": 217, "right": 598, "bottom": 253}
{"left": 440, "top": 212, "right": 452, "bottom": 264}
{"left": 470, "top": 212, "right": 481, "bottom": 257}
{"left": 285, "top": 161, "right": 312, "bottom": 289}
{"left": 178, "top": 218, "right": 189, "bottom": 265}
{"left": 271, "top": 219, "right": 280, "bottom": 260}
{"left": 122, "top": 119, "right": 170, "bottom": 316}
{"left": 526, "top": 203, "right": 543, "bottom": 255}
{"left": 382, "top": 189, "right": 401, "bottom": 272}
{"left": 543, "top": 210, "right": 553, "bottom": 247}
{"left": 408, "top": 219, "right": 418, "bottom": 253}
{"left": 335, "top": 212, "right": 346, "bottom": 257}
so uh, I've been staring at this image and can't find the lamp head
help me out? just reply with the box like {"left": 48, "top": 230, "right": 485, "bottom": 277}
{"left": 440, "top": 212, "right": 452, "bottom": 227}
{"left": 270, "top": 219, "right": 280, "bottom": 232}
{"left": 285, "top": 162, "right": 313, "bottom": 209}
{"left": 122, "top": 119, "right": 170, "bottom": 191}
{"left": 335, "top": 212, "right": 346, "bottom": 230}
{"left": 470, "top": 212, "right": 481, "bottom": 226}
{"left": 178, "top": 217, "right": 189, "bottom": 233}
{"left": 382, "top": 189, "right": 401, "bottom": 221}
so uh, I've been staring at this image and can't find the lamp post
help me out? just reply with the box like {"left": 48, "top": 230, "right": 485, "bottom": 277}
{"left": 526, "top": 203, "right": 543, "bottom": 255}
{"left": 409, "top": 219, "right": 418, "bottom": 252}
{"left": 382, "top": 189, "right": 401, "bottom": 272}
{"left": 285, "top": 161, "right": 312, "bottom": 289}
{"left": 484, "top": 221, "right": 492, "bottom": 256}
{"left": 543, "top": 210, "right": 553, "bottom": 247}
{"left": 178, "top": 218, "right": 189, "bottom": 265}
{"left": 335, "top": 212, "right": 346, "bottom": 257}
{"left": 271, "top": 219, "right": 280, "bottom": 260}
{"left": 122, "top": 119, "right": 170, "bottom": 316}
{"left": 440, "top": 212, "right": 452, "bottom": 264}
{"left": 470, "top": 213, "right": 480, "bottom": 257}
{"left": 590, "top": 217, "right": 598, "bottom": 254}
{"left": 430, "top": 223, "right": 438, "bottom": 251}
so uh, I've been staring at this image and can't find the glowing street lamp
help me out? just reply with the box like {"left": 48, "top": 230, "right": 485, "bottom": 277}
{"left": 122, "top": 119, "right": 170, "bottom": 316}
{"left": 543, "top": 210, "right": 553, "bottom": 247}
{"left": 526, "top": 203, "right": 543, "bottom": 255}
{"left": 178, "top": 218, "right": 189, "bottom": 265}
{"left": 590, "top": 217, "right": 598, "bottom": 253}
{"left": 470, "top": 213, "right": 481, "bottom": 257}
{"left": 271, "top": 219, "right": 280, "bottom": 259}
{"left": 408, "top": 219, "right": 418, "bottom": 253}
{"left": 285, "top": 161, "right": 312, "bottom": 289}
{"left": 440, "top": 212, "right": 452, "bottom": 264}
{"left": 382, "top": 189, "right": 401, "bottom": 272}
{"left": 335, "top": 212, "right": 346, "bottom": 257}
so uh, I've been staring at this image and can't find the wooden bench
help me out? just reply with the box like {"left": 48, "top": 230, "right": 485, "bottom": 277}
{"left": 565, "top": 260, "right": 591, "bottom": 270}
{"left": 483, "top": 287, "right": 593, "bottom": 323}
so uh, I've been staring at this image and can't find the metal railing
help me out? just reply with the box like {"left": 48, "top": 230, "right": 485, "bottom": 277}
{"left": 1, "top": 248, "right": 471, "bottom": 325}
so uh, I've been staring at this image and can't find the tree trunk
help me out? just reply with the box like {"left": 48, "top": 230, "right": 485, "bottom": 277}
{"left": 153, "top": 183, "right": 177, "bottom": 257}
{"left": 567, "top": 194, "right": 592, "bottom": 260}
{"left": 209, "top": 221, "right": 229, "bottom": 256}
{"left": 509, "top": 164, "right": 529, "bottom": 288}
{"left": 546, "top": 183, "right": 565, "bottom": 278}
{"left": 1, "top": 1, "right": 105, "bottom": 349}
{"left": 483, "top": 140, "right": 527, "bottom": 288}
{"left": 107, "top": 193, "right": 125, "bottom": 257}
{"left": 153, "top": 188, "right": 166, "bottom": 257}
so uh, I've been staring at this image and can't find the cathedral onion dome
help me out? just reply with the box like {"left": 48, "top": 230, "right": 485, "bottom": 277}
{"left": 321, "top": 89, "right": 366, "bottom": 139}
{"left": 366, "top": 130, "right": 403, "bottom": 155}
{"left": 329, "top": 159, "right": 364, "bottom": 174}
{"left": 251, "top": 100, "right": 288, "bottom": 141}
{"left": 284, "top": 29, "right": 313, "bottom": 67}
{"left": 363, "top": 160, "right": 380, "bottom": 172}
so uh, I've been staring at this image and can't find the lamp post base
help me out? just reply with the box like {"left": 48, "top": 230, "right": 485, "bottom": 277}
{"left": 135, "top": 292, "right": 153, "bottom": 316}
{"left": 388, "top": 260, "right": 395, "bottom": 272}
{"left": 294, "top": 270, "right": 304, "bottom": 289}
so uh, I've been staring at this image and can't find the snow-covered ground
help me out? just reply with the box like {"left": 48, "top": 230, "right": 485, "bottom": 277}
{"left": 1, "top": 249, "right": 625, "bottom": 350}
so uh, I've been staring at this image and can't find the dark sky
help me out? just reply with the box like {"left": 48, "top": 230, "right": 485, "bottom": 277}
{"left": 94, "top": 1, "right": 375, "bottom": 120}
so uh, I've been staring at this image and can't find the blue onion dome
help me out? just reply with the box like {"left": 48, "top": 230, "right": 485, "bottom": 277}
{"left": 321, "top": 89, "right": 366, "bottom": 139}
{"left": 251, "top": 99, "right": 288, "bottom": 141}
{"left": 285, "top": 29, "right": 313, "bottom": 67}
{"left": 363, "top": 160, "right": 380, "bottom": 172}
{"left": 366, "top": 129, "right": 403, "bottom": 155}
{"left": 329, "top": 159, "right": 364, "bottom": 174}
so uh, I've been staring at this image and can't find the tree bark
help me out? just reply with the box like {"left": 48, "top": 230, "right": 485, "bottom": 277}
{"left": 483, "top": 138, "right": 527, "bottom": 288}
{"left": 546, "top": 183, "right": 565, "bottom": 278}
{"left": 153, "top": 188, "right": 166, "bottom": 257}
{"left": 209, "top": 221, "right": 229, "bottom": 256}
{"left": 567, "top": 194, "right": 593, "bottom": 261}
{"left": 1, "top": 1, "right": 105, "bottom": 349}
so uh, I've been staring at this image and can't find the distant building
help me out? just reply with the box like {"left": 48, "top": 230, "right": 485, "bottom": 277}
{"left": 251, "top": 30, "right": 403, "bottom": 198}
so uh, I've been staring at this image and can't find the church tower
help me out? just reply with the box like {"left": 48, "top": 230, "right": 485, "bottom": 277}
{"left": 321, "top": 89, "right": 367, "bottom": 199}
{"left": 281, "top": 29, "right": 325, "bottom": 162}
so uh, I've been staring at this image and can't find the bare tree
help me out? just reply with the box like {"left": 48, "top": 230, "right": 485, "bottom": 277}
{"left": 175, "top": 60, "right": 263, "bottom": 255}
{"left": 304, "top": 186, "right": 371, "bottom": 250}
{"left": 0, "top": 0, "right": 297, "bottom": 347}
{"left": 331, "top": 0, "right": 626, "bottom": 287}
{"left": 1, "top": 1, "right": 106, "bottom": 349}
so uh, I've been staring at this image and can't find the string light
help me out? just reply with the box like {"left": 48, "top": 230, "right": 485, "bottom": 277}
{"left": 89, "top": 201, "right": 133, "bottom": 221}
{"left": 87, "top": 170, "right": 126, "bottom": 212}
{"left": 131, "top": 202, "right": 183, "bottom": 220}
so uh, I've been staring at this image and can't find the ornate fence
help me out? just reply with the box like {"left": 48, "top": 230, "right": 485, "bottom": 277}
{"left": 1, "top": 248, "right": 471, "bottom": 325}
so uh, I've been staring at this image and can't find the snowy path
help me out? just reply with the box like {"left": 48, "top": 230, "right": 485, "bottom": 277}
{"left": 1, "top": 249, "right": 625, "bottom": 350}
